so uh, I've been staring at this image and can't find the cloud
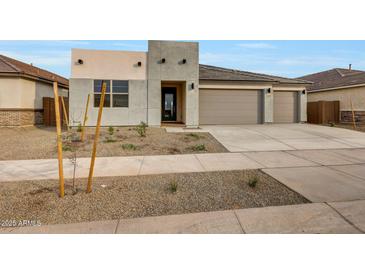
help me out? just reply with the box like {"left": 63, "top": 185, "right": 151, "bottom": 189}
{"left": 237, "top": 42, "right": 276, "bottom": 49}
{"left": 0, "top": 50, "right": 71, "bottom": 67}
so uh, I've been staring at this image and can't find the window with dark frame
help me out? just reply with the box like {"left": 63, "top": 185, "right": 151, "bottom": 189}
{"left": 93, "top": 80, "right": 129, "bottom": 108}
{"left": 112, "top": 80, "right": 129, "bottom": 107}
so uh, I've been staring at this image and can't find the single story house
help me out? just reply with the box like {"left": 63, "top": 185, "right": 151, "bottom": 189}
{"left": 0, "top": 54, "right": 69, "bottom": 126}
{"left": 69, "top": 40, "right": 310, "bottom": 127}
{"left": 298, "top": 66, "right": 365, "bottom": 123}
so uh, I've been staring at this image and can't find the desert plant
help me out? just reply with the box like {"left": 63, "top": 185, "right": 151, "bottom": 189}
{"left": 248, "top": 176, "right": 258, "bottom": 188}
{"left": 169, "top": 181, "right": 178, "bottom": 193}
{"left": 189, "top": 144, "right": 206, "bottom": 151}
{"left": 329, "top": 122, "right": 335, "bottom": 127}
{"left": 104, "top": 136, "right": 117, "bottom": 143}
{"left": 187, "top": 133, "right": 200, "bottom": 139}
{"left": 122, "top": 143, "right": 137, "bottom": 150}
{"left": 108, "top": 126, "right": 114, "bottom": 136}
{"left": 63, "top": 130, "right": 81, "bottom": 194}
{"left": 76, "top": 123, "right": 82, "bottom": 132}
{"left": 136, "top": 121, "right": 147, "bottom": 137}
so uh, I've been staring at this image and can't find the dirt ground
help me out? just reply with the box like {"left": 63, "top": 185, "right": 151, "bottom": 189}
{"left": 0, "top": 170, "right": 308, "bottom": 225}
{"left": 0, "top": 126, "right": 227, "bottom": 160}
{"left": 326, "top": 123, "right": 365, "bottom": 133}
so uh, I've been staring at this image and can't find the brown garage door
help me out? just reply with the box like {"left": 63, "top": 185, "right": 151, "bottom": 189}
{"left": 199, "top": 89, "right": 262, "bottom": 125}
{"left": 274, "top": 91, "right": 298, "bottom": 123}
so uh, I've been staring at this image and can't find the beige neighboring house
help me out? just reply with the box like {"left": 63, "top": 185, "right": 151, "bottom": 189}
{"left": 0, "top": 55, "right": 69, "bottom": 126}
{"left": 298, "top": 66, "right": 365, "bottom": 123}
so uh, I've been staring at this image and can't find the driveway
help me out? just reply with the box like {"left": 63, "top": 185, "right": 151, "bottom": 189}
{"left": 198, "top": 124, "right": 365, "bottom": 152}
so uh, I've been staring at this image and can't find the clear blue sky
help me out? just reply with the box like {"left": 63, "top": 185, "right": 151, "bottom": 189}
{"left": 1, "top": 40, "right": 364, "bottom": 78}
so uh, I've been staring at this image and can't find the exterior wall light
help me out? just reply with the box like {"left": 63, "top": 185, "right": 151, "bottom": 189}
{"left": 302, "top": 90, "right": 306, "bottom": 94}
{"left": 161, "top": 58, "right": 166, "bottom": 64}
{"left": 267, "top": 88, "right": 271, "bottom": 94}
{"left": 191, "top": 83, "right": 195, "bottom": 89}
{"left": 77, "top": 59, "right": 83, "bottom": 65}
{"left": 182, "top": 59, "right": 187, "bottom": 64}
{"left": 137, "top": 61, "right": 142, "bottom": 67}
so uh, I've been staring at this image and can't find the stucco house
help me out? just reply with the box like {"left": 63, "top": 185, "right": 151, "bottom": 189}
{"left": 0, "top": 55, "right": 69, "bottom": 126}
{"left": 70, "top": 40, "right": 310, "bottom": 127}
{"left": 299, "top": 66, "right": 365, "bottom": 123}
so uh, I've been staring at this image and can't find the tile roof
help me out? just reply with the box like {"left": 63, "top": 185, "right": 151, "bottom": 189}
{"left": 297, "top": 68, "right": 365, "bottom": 92}
{"left": 0, "top": 54, "right": 69, "bottom": 87}
{"left": 199, "top": 64, "right": 310, "bottom": 84}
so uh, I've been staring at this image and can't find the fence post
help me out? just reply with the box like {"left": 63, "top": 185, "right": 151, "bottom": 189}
{"left": 81, "top": 94, "right": 91, "bottom": 142}
{"left": 87, "top": 82, "right": 106, "bottom": 193}
{"left": 53, "top": 82, "right": 65, "bottom": 198}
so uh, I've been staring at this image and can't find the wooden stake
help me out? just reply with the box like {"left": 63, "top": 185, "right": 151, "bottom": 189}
{"left": 350, "top": 97, "right": 356, "bottom": 129}
{"left": 86, "top": 82, "right": 107, "bottom": 193}
{"left": 81, "top": 94, "right": 91, "bottom": 142}
{"left": 53, "top": 82, "right": 65, "bottom": 198}
{"left": 60, "top": 96, "right": 69, "bottom": 131}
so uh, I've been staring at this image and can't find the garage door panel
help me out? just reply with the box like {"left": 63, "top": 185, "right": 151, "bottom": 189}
{"left": 199, "top": 89, "right": 262, "bottom": 125}
{"left": 274, "top": 91, "right": 298, "bottom": 123}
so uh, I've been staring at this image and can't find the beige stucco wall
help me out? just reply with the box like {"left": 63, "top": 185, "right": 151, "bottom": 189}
{"left": 0, "top": 77, "right": 68, "bottom": 109}
{"left": 71, "top": 49, "right": 147, "bottom": 80}
{"left": 0, "top": 77, "right": 35, "bottom": 108}
{"left": 307, "top": 85, "right": 365, "bottom": 111}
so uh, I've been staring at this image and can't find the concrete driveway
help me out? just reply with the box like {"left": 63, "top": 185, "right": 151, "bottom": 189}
{"left": 199, "top": 124, "right": 365, "bottom": 152}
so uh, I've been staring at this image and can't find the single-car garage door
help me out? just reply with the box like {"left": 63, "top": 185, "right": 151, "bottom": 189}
{"left": 199, "top": 89, "right": 262, "bottom": 124}
{"left": 274, "top": 91, "right": 298, "bottom": 123}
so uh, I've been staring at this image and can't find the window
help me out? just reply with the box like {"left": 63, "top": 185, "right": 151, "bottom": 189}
{"left": 93, "top": 80, "right": 129, "bottom": 108}
{"left": 112, "top": 80, "right": 129, "bottom": 107}
{"left": 94, "top": 80, "right": 110, "bottom": 107}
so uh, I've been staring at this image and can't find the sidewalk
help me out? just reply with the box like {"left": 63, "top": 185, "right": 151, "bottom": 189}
{"left": 0, "top": 150, "right": 320, "bottom": 182}
{"left": 2, "top": 200, "right": 364, "bottom": 234}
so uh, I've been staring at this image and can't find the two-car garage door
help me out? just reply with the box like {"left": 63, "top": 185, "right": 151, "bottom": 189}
{"left": 199, "top": 89, "right": 299, "bottom": 125}
{"left": 199, "top": 89, "right": 262, "bottom": 124}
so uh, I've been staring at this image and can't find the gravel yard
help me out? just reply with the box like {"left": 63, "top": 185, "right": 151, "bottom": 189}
{"left": 326, "top": 123, "right": 365, "bottom": 133}
{"left": 0, "top": 170, "right": 308, "bottom": 225}
{"left": 0, "top": 126, "right": 227, "bottom": 160}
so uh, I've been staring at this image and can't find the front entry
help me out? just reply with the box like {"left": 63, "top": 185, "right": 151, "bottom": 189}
{"left": 161, "top": 87, "right": 177, "bottom": 121}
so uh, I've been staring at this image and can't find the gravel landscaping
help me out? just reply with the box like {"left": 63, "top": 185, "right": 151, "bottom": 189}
{"left": 326, "top": 123, "right": 365, "bottom": 133}
{"left": 0, "top": 126, "right": 227, "bottom": 160}
{"left": 0, "top": 170, "right": 309, "bottom": 225}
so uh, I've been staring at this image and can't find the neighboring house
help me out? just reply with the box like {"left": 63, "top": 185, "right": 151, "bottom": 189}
{"left": 298, "top": 66, "right": 365, "bottom": 123}
{"left": 0, "top": 55, "right": 69, "bottom": 126}
{"left": 70, "top": 41, "right": 310, "bottom": 127}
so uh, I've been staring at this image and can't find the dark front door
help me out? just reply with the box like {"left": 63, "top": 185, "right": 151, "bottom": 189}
{"left": 161, "top": 87, "right": 177, "bottom": 121}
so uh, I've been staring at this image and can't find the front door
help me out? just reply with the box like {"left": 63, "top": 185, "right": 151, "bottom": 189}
{"left": 161, "top": 87, "right": 177, "bottom": 121}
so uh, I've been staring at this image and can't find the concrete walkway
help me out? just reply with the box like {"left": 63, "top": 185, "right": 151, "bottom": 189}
{"left": 2, "top": 200, "right": 364, "bottom": 234}
{"left": 1, "top": 148, "right": 365, "bottom": 183}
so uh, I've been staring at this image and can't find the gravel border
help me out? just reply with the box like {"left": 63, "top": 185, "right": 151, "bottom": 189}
{"left": 0, "top": 170, "right": 309, "bottom": 225}
{"left": 0, "top": 126, "right": 227, "bottom": 160}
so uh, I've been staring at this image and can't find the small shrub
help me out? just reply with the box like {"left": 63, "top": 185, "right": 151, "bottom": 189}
{"left": 189, "top": 144, "right": 206, "bottom": 151}
{"left": 169, "top": 181, "right": 178, "bottom": 193}
{"left": 186, "top": 133, "right": 200, "bottom": 140}
{"left": 76, "top": 123, "right": 82, "bottom": 132}
{"left": 108, "top": 126, "right": 114, "bottom": 136}
{"left": 136, "top": 121, "right": 147, "bottom": 137}
{"left": 329, "top": 122, "right": 335, "bottom": 127}
{"left": 248, "top": 176, "right": 258, "bottom": 188}
{"left": 122, "top": 143, "right": 137, "bottom": 150}
{"left": 62, "top": 144, "right": 72, "bottom": 151}
{"left": 104, "top": 136, "right": 116, "bottom": 143}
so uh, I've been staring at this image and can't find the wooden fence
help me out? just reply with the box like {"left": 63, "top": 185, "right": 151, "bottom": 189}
{"left": 307, "top": 100, "right": 340, "bottom": 124}
{"left": 43, "top": 97, "right": 69, "bottom": 127}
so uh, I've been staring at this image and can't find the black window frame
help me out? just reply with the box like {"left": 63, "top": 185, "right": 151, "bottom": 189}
{"left": 93, "top": 79, "right": 129, "bottom": 108}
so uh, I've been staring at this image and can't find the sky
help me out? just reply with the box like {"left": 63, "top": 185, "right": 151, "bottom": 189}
{"left": 1, "top": 40, "right": 365, "bottom": 78}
